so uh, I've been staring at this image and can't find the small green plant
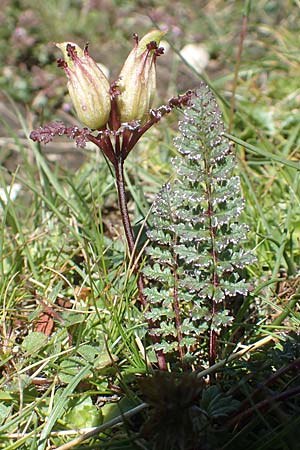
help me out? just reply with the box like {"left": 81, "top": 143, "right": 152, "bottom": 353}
{"left": 30, "top": 30, "right": 255, "bottom": 370}
{"left": 30, "top": 32, "right": 193, "bottom": 371}
{"left": 143, "top": 83, "right": 255, "bottom": 366}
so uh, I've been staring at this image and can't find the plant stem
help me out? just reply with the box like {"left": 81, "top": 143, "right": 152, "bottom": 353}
{"left": 115, "top": 157, "right": 146, "bottom": 303}
{"left": 115, "top": 158, "right": 136, "bottom": 257}
{"left": 205, "top": 161, "right": 218, "bottom": 368}
{"left": 233, "top": 357, "right": 300, "bottom": 412}
{"left": 173, "top": 256, "right": 185, "bottom": 365}
{"left": 114, "top": 157, "right": 167, "bottom": 370}
{"left": 228, "top": 386, "right": 300, "bottom": 427}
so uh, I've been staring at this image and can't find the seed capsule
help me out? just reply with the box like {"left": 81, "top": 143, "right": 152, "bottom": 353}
{"left": 116, "top": 30, "right": 165, "bottom": 123}
{"left": 56, "top": 42, "right": 111, "bottom": 129}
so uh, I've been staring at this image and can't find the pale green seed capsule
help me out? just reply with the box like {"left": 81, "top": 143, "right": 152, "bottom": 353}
{"left": 56, "top": 42, "right": 111, "bottom": 129}
{"left": 116, "top": 30, "right": 165, "bottom": 123}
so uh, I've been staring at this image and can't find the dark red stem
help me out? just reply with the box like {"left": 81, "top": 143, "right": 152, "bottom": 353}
{"left": 173, "top": 262, "right": 185, "bottom": 365}
{"left": 87, "top": 133, "right": 116, "bottom": 165}
{"left": 228, "top": 386, "right": 300, "bottom": 427}
{"left": 206, "top": 177, "right": 218, "bottom": 370}
{"left": 124, "top": 91, "right": 195, "bottom": 158}
{"left": 114, "top": 156, "right": 166, "bottom": 370}
{"left": 232, "top": 358, "right": 300, "bottom": 412}
{"left": 115, "top": 158, "right": 140, "bottom": 268}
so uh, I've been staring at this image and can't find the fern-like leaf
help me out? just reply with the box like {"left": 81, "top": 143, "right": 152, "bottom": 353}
{"left": 143, "top": 83, "right": 255, "bottom": 365}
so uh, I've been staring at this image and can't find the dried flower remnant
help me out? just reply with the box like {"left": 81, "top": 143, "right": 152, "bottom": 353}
{"left": 56, "top": 42, "right": 111, "bottom": 129}
{"left": 116, "top": 30, "right": 165, "bottom": 123}
{"left": 30, "top": 121, "right": 90, "bottom": 147}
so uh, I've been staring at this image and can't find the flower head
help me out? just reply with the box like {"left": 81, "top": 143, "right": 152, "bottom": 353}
{"left": 56, "top": 42, "right": 111, "bottom": 129}
{"left": 116, "top": 30, "right": 165, "bottom": 123}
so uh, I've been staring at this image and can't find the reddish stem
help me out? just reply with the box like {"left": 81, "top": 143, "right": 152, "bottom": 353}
{"left": 173, "top": 261, "right": 185, "bottom": 365}
{"left": 205, "top": 170, "right": 219, "bottom": 370}
{"left": 115, "top": 157, "right": 167, "bottom": 370}
{"left": 115, "top": 158, "right": 141, "bottom": 272}
{"left": 124, "top": 91, "right": 194, "bottom": 158}
{"left": 88, "top": 133, "right": 116, "bottom": 165}
{"left": 228, "top": 386, "right": 300, "bottom": 427}
{"left": 209, "top": 310, "right": 217, "bottom": 367}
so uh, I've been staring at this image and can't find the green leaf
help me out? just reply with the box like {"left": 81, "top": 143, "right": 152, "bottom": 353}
{"left": 21, "top": 332, "right": 48, "bottom": 354}
{"left": 65, "top": 396, "right": 102, "bottom": 429}
{"left": 0, "top": 403, "right": 10, "bottom": 425}
{"left": 37, "top": 364, "right": 92, "bottom": 450}
{"left": 200, "top": 386, "right": 240, "bottom": 418}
